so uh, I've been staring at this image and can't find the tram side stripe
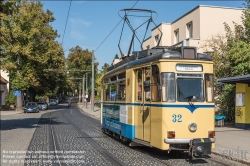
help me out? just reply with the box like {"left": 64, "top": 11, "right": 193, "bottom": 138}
{"left": 102, "top": 102, "right": 215, "bottom": 113}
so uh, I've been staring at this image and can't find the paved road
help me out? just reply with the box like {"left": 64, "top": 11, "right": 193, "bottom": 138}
{"left": 1, "top": 103, "right": 246, "bottom": 166}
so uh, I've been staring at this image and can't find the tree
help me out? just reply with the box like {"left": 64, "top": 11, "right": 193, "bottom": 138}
{"left": 200, "top": 1, "right": 250, "bottom": 122}
{"left": 114, "top": 54, "right": 119, "bottom": 59}
{"left": 0, "top": 1, "right": 66, "bottom": 101}
{"left": 102, "top": 63, "right": 110, "bottom": 73}
{"left": 66, "top": 46, "right": 98, "bottom": 96}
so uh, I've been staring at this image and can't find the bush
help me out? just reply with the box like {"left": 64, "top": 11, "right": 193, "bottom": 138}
{"left": 6, "top": 90, "right": 15, "bottom": 105}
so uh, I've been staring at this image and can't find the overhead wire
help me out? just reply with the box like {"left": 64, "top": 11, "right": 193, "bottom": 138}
{"left": 61, "top": 0, "right": 72, "bottom": 46}
{"left": 94, "top": 0, "right": 140, "bottom": 53}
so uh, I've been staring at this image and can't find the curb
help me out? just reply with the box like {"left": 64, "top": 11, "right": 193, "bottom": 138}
{"left": 212, "top": 151, "right": 250, "bottom": 166}
{"left": 76, "top": 104, "right": 100, "bottom": 120}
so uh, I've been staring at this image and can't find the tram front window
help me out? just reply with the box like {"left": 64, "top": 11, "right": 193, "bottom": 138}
{"left": 177, "top": 78, "right": 204, "bottom": 102}
{"left": 161, "top": 73, "right": 176, "bottom": 102}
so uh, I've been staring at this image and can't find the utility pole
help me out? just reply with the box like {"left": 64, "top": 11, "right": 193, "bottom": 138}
{"left": 82, "top": 74, "right": 85, "bottom": 105}
{"left": 86, "top": 73, "right": 88, "bottom": 97}
{"left": 91, "top": 50, "right": 94, "bottom": 112}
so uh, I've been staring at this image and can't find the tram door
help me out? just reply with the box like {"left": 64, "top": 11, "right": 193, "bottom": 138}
{"left": 135, "top": 67, "right": 151, "bottom": 142}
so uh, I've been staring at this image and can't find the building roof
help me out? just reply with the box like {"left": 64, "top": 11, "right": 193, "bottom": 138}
{"left": 217, "top": 74, "right": 250, "bottom": 84}
{"left": 0, "top": 76, "right": 8, "bottom": 84}
{"left": 112, "top": 59, "right": 121, "bottom": 65}
{"left": 171, "top": 5, "right": 244, "bottom": 24}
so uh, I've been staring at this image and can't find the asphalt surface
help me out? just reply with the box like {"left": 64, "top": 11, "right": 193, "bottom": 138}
{"left": 1, "top": 103, "right": 247, "bottom": 166}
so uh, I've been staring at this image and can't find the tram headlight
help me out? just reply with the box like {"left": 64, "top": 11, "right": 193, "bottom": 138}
{"left": 189, "top": 122, "right": 197, "bottom": 132}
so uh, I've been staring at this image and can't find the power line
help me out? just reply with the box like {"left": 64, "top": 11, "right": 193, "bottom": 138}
{"left": 61, "top": 0, "right": 72, "bottom": 46}
{"left": 94, "top": 0, "right": 139, "bottom": 53}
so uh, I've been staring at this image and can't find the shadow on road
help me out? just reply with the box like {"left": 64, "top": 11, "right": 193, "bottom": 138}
{"left": 0, "top": 109, "right": 67, "bottom": 131}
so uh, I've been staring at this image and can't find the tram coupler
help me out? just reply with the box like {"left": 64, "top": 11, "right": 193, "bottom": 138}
{"left": 189, "top": 138, "right": 212, "bottom": 158}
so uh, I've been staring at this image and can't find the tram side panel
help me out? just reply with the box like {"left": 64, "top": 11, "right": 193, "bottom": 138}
{"left": 150, "top": 103, "right": 164, "bottom": 148}
{"left": 124, "top": 69, "right": 135, "bottom": 139}
{"left": 101, "top": 69, "right": 135, "bottom": 140}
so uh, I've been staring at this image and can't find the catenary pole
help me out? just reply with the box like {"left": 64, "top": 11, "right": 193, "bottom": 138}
{"left": 82, "top": 74, "right": 85, "bottom": 105}
{"left": 91, "top": 50, "right": 94, "bottom": 112}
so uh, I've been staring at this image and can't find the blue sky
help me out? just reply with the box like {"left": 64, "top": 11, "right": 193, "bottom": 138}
{"left": 42, "top": 1, "right": 245, "bottom": 70}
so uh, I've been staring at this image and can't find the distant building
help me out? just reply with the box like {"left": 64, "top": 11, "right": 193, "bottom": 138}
{"left": 0, "top": 70, "right": 9, "bottom": 110}
{"left": 112, "top": 59, "right": 121, "bottom": 65}
{"left": 142, "top": 5, "right": 243, "bottom": 53}
{"left": 112, "top": 54, "right": 134, "bottom": 65}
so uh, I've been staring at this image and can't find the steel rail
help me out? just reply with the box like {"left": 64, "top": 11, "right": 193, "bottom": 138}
{"left": 49, "top": 113, "right": 63, "bottom": 166}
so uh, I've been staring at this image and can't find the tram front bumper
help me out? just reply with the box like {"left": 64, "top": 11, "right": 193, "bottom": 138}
{"left": 164, "top": 138, "right": 215, "bottom": 156}
{"left": 164, "top": 138, "right": 215, "bottom": 144}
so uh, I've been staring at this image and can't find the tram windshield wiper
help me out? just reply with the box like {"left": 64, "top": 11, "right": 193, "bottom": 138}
{"left": 185, "top": 95, "right": 195, "bottom": 101}
{"left": 178, "top": 88, "right": 195, "bottom": 108}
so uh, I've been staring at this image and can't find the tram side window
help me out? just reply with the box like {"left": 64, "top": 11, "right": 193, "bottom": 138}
{"left": 145, "top": 67, "right": 151, "bottom": 101}
{"left": 151, "top": 65, "right": 161, "bottom": 102}
{"left": 137, "top": 70, "right": 142, "bottom": 101}
{"left": 110, "top": 83, "right": 117, "bottom": 100}
{"left": 118, "top": 80, "right": 126, "bottom": 100}
{"left": 161, "top": 73, "right": 176, "bottom": 102}
{"left": 104, "top": 84, "right": 110, "bottom": 101}
{"left": 205, "top": 74, "right": 214, "bottom": 102}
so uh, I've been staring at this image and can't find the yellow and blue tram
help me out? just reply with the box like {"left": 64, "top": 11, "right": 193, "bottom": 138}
{"left": 100, "top": 46, "right": 215, "bottom": 157}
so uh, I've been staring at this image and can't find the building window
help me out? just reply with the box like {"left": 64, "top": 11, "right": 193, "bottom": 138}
{"left": 174, "top": 29, "right": 179, "bottom": 44}
{"left": 155, "top": 35, "right": 159, "bottom": 46}
{"left": 187, "top": 22, "right": 193, "bottom": 38}
{"left": 146, "top": 45, "right": 150, "bottom": 49}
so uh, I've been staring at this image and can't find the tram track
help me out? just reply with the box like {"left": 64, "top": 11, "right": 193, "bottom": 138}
{"left": 49, "top": 113, "right": 62, "bottom": 166}
{"left": 70, "top": 107, "right": 171, "bottom": 166}
{"left": 61, "top": 110, "right": 124, "bottom": 166}
{"left": 206, "top": 157, "right": 231, "bottom": 166}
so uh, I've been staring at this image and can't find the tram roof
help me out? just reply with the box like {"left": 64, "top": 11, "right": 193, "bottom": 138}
{"left": 105, "top": 47, "right": 212, "bottom": 78}
{"left": 217, "top": 74, "right": 250, "bottom": 84}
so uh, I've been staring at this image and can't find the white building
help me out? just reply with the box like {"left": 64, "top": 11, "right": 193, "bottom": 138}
{"left": 142, "top": 5, "right": 243, "bottom": 53}
{"left": 0, "top": 70, "right": 9, "bottom": 110}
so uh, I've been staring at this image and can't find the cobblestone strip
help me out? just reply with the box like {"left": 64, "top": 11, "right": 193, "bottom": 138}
{"left": 24, "top": 110, "right": 116, "bottom": 166}
{"left": 67, "top": 109, "right": 166, "bottom": 166}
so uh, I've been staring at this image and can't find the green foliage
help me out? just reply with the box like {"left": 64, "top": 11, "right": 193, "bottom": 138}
{"left": 6, "top": 90, "right": 15, "bottom": 105}
{"left": 66, "top": 46, "right": 98, "bottom": 95}
{"left": 95, "top": 72, "right": 104, "bottom": 100}
{"left": 0, "top": 1, "right": 66, "bottom": 97}
{"left": 114, "top": 54, "right": 119, "bottom": 59}
{"left": 215, "top": 84, "right": 235, "bottom": 123}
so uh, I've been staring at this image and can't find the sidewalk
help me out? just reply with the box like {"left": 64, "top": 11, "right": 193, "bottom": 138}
{"left": 213, "top": 127, "right": 250, "bottom": 165}
{"left": 77, "top": 102, "right": 100, "bottom": 119}
{"left": 76, "top": 103, "right": 250, "bottom": 165}
{"left": 0, "top": 109, "right": 23, "bottom": 115}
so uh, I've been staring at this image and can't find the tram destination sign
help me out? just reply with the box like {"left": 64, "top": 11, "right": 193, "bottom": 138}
{"left": 176, "top": 64, "right": 202, "bottom": 72}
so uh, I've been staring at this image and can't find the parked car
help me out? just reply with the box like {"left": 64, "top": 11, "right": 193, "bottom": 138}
{"left": 50, "top": 99, "right": 57, "bottom": 106}
{"left": 24, "top": 102, "right": 39, "bottom": 113}
{"left": 37, "top": 102, "right": 48, "bottom": 110}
